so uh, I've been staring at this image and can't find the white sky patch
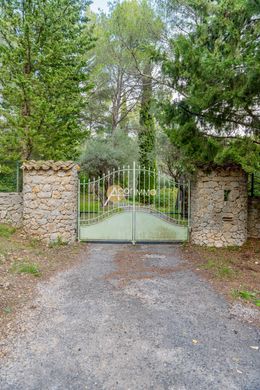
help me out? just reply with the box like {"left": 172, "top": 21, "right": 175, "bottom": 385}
{"left": 90, "top": 0, "right": 109, "bottom": 13}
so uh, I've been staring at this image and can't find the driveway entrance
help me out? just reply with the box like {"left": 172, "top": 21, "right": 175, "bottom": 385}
{"left": 0, "top": 244, "right": 259, "bottom": 389}
{"left": 79, "top": 163, "right": 190, "bottom": 243}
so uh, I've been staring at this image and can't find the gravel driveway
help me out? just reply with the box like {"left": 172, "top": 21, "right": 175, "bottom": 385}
{"left": 0, "top": 244, "right": 259, "bottom": 390}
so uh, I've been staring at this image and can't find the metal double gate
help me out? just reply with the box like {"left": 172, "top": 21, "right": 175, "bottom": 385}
{"left": 78, "top": 163, "right": 190, "bottom": 243}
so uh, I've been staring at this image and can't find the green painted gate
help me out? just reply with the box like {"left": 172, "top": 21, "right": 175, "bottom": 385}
{"left": 78, "top": 163, "right": 190, "bottom": 243}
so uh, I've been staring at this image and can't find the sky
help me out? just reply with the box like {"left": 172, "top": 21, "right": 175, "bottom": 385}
{"left": 90, "top": 0, "right": 109, "bottom": 13}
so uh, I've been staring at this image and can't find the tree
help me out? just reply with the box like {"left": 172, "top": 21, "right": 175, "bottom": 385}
{"left": 85, "top": 1, "right": 163, "bottom": 136}
{"left": 80, "top": 128, "right": 139, "bottom": 178}
{"left": 84, "top": 5, "right": 143, "bottom": 134}
{"left": 157, "top": 0, "right": 260, "bottom": 173}
{"left": 111, "top": 0, "right": 162, "bottom": 166}
{"left": 0, "top": 0, "right": 94, "bottom": 160}
{"left": 138, "top": 61, "right": 157, "bottom": 193}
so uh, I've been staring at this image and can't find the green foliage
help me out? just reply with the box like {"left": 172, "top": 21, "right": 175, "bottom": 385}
{"left": 155, "top": 187, "right": 178, "bottom": 207}
{"left": 29, "top": 238, "right": 41, "bottom": 249}
{"left": 157, "top": 0, "right": 260, "bottom": 173}
{"left": 11, "top": 262, "right": 41, "bottom": 277}
{"left": 0, "top": 0, "right": 94, "bottom": 160}
{"left": 85, "top": 1, "right": 162, "bottom": 133}
{"left": 0, "top": 224, "right": 16, "bottom": 238}
{"left": 0, "top": 161, "right": 21, "bottom": 192}
{"left": 139, "top": 63, "right": 157, "bottom": 195}
{"left": 85, "top": 0, "right": 163, "bottom": 175}
{"left": 232, "top": 289, "right": 260, "bottom": 307}
{"left": 80, "top": 128, "right": 139, "bottom": 178}
{"left": 216, "top": 266, "right": 236, "bottom": 279}
{"left": 248, "top": 172, "right": 260, "bottom": 197}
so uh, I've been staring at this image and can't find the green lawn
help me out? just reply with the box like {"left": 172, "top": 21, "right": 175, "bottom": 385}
{"left": 80, "top": 194, "right": 188, "bottom": 225}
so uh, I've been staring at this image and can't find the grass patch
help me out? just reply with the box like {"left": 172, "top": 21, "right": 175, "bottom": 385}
{"left": 11, "top": 262, "right": 41, "bottom": 277}
{"left": 0, "top": 224, "right": 16, "bottom": 238}
{"left": 3, "top": 306, "right": 12, "bottom": 314}
{"left": 29, "top": 238, "right": 41, "bottom": 248}
{"left": 231, "top": 289, "right": 260, "bottom": 307}
{"left": 216, "top": 266, "right": 236, "bottom": 279}
{"left": 184, "top": 239, "right": 260, "bottom": 314}
{"left": 226, "top": 246, "right": 241, "bottom": 252}
{"left": 200, "top": 258, "right": 238, "bottom": 279}
{"left": 205, "top": 247, "right": 217, "bottom": 253}
{"left": 49, "top": 236, "right": 68, "bottom": 248}
{"left": 201, "top": 259, "right": 217, "bottom": 270}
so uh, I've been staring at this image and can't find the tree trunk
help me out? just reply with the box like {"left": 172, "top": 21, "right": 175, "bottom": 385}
{"left": 111, "top": 69, "right": 124, "bottom": 131}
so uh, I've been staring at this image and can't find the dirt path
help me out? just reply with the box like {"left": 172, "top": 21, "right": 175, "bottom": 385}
{"left": 0, "top": 244, "right": 259, "bottom": 390}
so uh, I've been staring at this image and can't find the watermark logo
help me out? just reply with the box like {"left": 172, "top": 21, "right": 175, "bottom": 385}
{"left": 105, "top": 185, "right": 157, "bottom": 205}
{"left": 105, "top": 185, "right": 125, "bottom": 205}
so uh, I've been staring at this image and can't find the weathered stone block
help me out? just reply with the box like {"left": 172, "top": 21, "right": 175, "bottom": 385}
{"left": 22, "top": 161, "right": 79, "bottom": 244}
{"left": 191, "top": 166, "right": 248, "bottom": 247}
{"left": 0, "top": 193, "right": 23, "bottom": 227}
{"left": 248, "top": 197, "right": 260, "bottom": 238}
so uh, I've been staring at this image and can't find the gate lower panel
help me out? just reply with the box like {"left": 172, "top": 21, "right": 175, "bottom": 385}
{"left": 80, "top": 212, "right": 132, "bottom": 242}
{"left": 79, "top": 211, "right": 188, "bottom": 242}
{"left": 135, "top": 211, "right": 188, "bottom": 242}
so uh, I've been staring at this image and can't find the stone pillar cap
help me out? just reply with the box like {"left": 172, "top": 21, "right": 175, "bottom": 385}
{"left": 21, "top": 160, "right": 80, "bottom": 171}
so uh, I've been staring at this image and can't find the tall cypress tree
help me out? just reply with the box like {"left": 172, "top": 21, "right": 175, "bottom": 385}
{"left": 138, "top": 61, "right": 156, "bottom": 199}
{"left": 0, "top": 0, "right": 94, "bottom": 160}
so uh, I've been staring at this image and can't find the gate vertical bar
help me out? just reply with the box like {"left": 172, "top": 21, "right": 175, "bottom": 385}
{"left": 182, "top": 180, "right": 185, "bottom": 224}
{"left": 77, "top": 179, "right": 80, "bottom": 240}
{"left": 16, "top": 162, "right": 20, "bottom": 192}
{"left": 132, "top": 161, "right": 136, "bottom": 244}
{"left": 188, "top": 180, "right": 191, "bottom": 241}
{"left": 83, "top": 177, "right": 85, "bottom": 222}
{"left": 148, "top": 167, "right": 151, "bottom": 207}
{"left": 164, "top": 175, "right": 166, "bottom": 213}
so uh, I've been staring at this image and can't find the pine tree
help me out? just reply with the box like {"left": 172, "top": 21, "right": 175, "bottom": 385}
{"left": 158, "top": 0, "right": 260, "bottom": 173}
{"left": 0, "top": 0, "right": 94, "bottom": 160}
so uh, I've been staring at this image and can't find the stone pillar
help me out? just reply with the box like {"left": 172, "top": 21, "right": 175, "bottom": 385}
{"left": 22, "top": 161, "right": 79, "bottom": 244}
{"left": 191, "top": 165, "right": 248, "bottom": 247}
{"left": 248, "top": 197, "right": 260, "bottom": 238}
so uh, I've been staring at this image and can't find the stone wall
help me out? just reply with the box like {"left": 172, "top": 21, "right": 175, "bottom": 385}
{"left": 22, "top": 161, "right": 79, "bottom": 244}
{"left": 0, "top": 193, "right": 23, "bottom": 227}
{"left": 1, "top": 160, "right": 256, "bottom": 247}
{"left": 248, "top": 197, "right": 260, "bottom": 238}
{"left": 191, "top": 166, "right": 248, "bottom": 247}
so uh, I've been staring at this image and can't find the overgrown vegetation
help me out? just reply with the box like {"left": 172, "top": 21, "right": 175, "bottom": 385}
{"left": 0, "top": 224, "right": 16, "bottom": 238}
{"left": 11, "top": 262, "right": 41, "bottom": 277}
